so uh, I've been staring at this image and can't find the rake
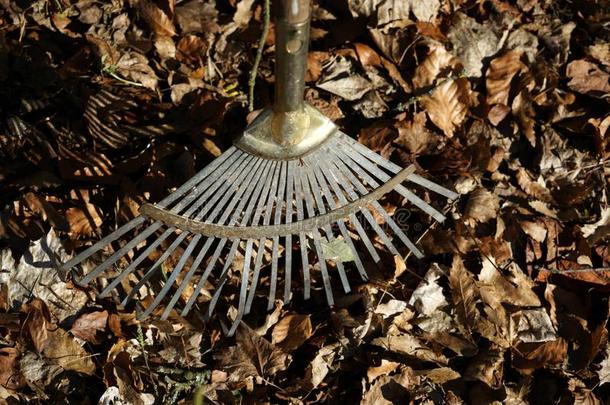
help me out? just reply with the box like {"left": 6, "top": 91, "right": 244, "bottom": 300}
{"left": 61, "top": 0, "right": 458, "bottom": 336}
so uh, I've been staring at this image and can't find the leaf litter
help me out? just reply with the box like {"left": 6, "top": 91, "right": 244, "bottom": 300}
{"left": 0, "top": 0, "right": 610, "bottom": 403}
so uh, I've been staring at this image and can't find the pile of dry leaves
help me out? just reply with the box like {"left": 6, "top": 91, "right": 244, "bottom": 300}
{"left": 1, "top": 0, "right": 609, "bottom": 403}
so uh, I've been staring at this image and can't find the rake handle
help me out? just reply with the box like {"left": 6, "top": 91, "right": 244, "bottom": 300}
{"left": 274, "top": 0, "right": 311, "bottom": 114}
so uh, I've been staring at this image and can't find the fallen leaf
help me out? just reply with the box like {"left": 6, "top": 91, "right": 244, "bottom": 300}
{"left": 464, "top": 187, "right": 499, "bottom": 224}
{"left": 140, "top": 0, "right": 176, "bottom": 37}
{"left": 486, "top": 50, "right": 526, "bottom": 106}
{"left": 0, "top": 347, "right": 24, "bottom": 390}
{"left": 566, "top": 60, "right": 610, "bottom": 98}
{"left": 408, "top": 264, "right": 448, "bottom": 316}
{"left": 20, "top": 298, "right": 51, "bottom": 353}
{"left": 271, "top": 314, "right": 312, "bottom": 352}
{"left": 217, "top": 324, "right": 290, "bottom": 380}
{"left": 71, "top": 310, "right": 109, "bottom": 344}
{"left": 596, "top": 343, "right": 610, "bottom": 386}
{"left": 464, "top": 348, "right": 504, "bottom": 389}
{"left": 43, "top": 328, "right": 96, "bottom": 375}
{"left": 367, "top": 360, "right": 400, "bottom": 382}
{"left": 447, "top": 12, "right": 501, "bottom": 77}
{"left": 372, "top": 333, "right": 448, "bottom": 365}
{"left": 420, "top": 78, "right": 473, "bottom": 137}
{"left": 448, "top": 255, "right": 479, "bottom": 337}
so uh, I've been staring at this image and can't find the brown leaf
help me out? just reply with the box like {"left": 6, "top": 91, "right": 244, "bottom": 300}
{"left": 566, "top": 60, "right": 610, "bottom": 98}
{"left": 420, "top": 78, "right": 473, "bottom": 137}
{"left": 20, "top": 298, "right": 52, "bottom": 353}
{"left": 513, "top": 339, "right": 568, "bottom": 372}
{"left": 367, "top": 360, "right": 400, "bottom": 382}
{"left": 464, "top": 187, "right": 499, "bottom": 224}
{"left": 486, "top": 50, "right": 526, "bottom": 106}
{"left": 448, "top": 255, "right": 479, "bottom": 337}
{"left": 43, "top": 328, "right": 96, "bottom": 375}
{"left": 217, "top": 324, "right": 290, "bottom": 380}
{"left": 271, "top": 314, "right": 312, "bottom": 352}
{"left": 464, "top": 348, "right": 504, "bottom": 389}
{"left": 71, "top": 310, "right": 109, "bottom": 344}
{"left": 413, "top": 44, "right": 460, "bottom": 89}
{"left": 140, "top": 0, "right": 176, "bottom": 37}
{"left": 0, "top": 347, "right": 24, "bottom": 391}
{"left": 361, "top": 366, "right": 419, "bottom": 405}
{"left": 394, "top": 112, "right": 440, "bottom": 155}
{"left": 65, "top": 203, "right": 103, "bottom": 237}
{"left": 176, "top": 35, "right": 208, "bottom": 63}
{"left": 372, "top": 333, "right": 448, "bottom": 365}
{"left": 354, "top": 43, "right": 382, "bottom": 68}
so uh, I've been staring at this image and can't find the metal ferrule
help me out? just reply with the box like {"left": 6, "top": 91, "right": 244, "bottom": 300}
{"left": 235, "top": 0, "right": 338, "bottom": 159}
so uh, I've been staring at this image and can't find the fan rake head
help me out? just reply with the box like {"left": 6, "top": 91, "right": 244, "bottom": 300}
{"left": 61, "top": 131, "right": 457, "bottom": 335}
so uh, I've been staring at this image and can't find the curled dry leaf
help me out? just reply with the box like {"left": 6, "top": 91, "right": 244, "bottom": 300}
{"left": 65, "top": 203, "right": 104, "bottom": 238}
{"left": 140, "top": 0, "right": 176, "bottom": 37}
{"left": 20, "top": 298, "right": 52, "bottom": 353}
{"left": 596, "top": 343, "right": 610, "bottom": 386}
{"left": 486, "top": 50, "right": 526, "bottom": 106}
{"left": 361, "top": 366, "right": 419, "bottom": 405}
{"left": 271, "top": 314, "right": 312, "bottom": 352}
{"left": 408, "top": 264, "right": 447, "bottom": 316}
{"left": 367, "top": 359, "right": 400, "bottom": 382}
{"left": 412, "top": 44, "right": 460, "bottom": 89}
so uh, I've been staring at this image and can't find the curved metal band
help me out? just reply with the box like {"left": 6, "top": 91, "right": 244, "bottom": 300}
{"left": 139, "top": 165, "right": 415, "bottom": 239}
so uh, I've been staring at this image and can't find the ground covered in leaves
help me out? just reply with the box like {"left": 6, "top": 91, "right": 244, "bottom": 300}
{"left": 1, "top": 0, "right": 610, "bottom": 403}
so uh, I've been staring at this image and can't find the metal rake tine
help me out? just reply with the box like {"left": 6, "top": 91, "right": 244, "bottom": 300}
{"left": 318, "top": 156, "right": 381, "bottom": 264}
{"left": 181, "top": 158, "right": 271, "bottom": 315}
{"left": 298, "top": 168, "right": 334, "bottom": 306}
{"left": 331, "top": 150, "right": 424, "bottom": 259}
{"left": 62, "top": 147, "right": 240, "bottom": 273}
{"left": 338, "top": 136, "right": 458, "bottom": 200}
{"left": 312, "top": 162, "right": 368, "bottom": 282}
{"left": 167, "top": 148, "right": 244, "bottom": 215}
{"left": 123, "top": 155, "right": 255, "bottom": 308}
{"left": 268, "top": 161, "right": 287, "bottom": 310}
{"left": 102, "top": 153, "right": 255, "bottom": 300}
{"left": 336, "top": 141, "right": 446, "bottom": 223}
{"left": 138, "top": 234, "right": 203, "bottom": 318}
{"left": 283, "top": 160, "right": 295, "bottom": 304}
{"left": 79, "top": 222, "right": 163, "bottom": 286}
{"left": 179, "top": 153, "right": 255, "bottom": 219}
{"left": 123, "top": 232, "right": 190, "bottom": 307}
{"left": 61, "top": 216, "right": 146, "bottom": 273}
{"left": 206, "top": 240, "right": 240, "bottom": 318}
{"left": 304, "top": 161, "right": 351, "bottom": 293}
{"left": 73, "top": 148, "right": 246, "bottom": 285}
{"left": 160, "top": 237, "right": 213, "bottom": 319}
{"left": 228, "top": 239, "right": 254, "bottom": 335}
{"left": 163, "top": 159, "right": 275, "bottom": 319}
{"left": 245, "top": 162, "right": 282, "bottom": 314}
{"left": 197, "top": 160, "right": 273, "bottom": 320}
{"left": 330, "top": 158, "right": 403, "bottom": 258}
{"left": 99, "top": 227, "right": 175, "bottom": 297}
{"left": 292, "top": 166, "right": 311, "bottom": 300}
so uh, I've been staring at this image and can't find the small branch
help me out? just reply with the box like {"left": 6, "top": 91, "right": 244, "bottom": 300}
{"left": 248, "top": 0, "right": 271, "bottom": 112}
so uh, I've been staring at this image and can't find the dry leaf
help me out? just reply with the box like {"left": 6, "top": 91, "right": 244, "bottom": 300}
{"left": 465, "top": 187, "right": 499, "bottom": 224}
{"left": 372, "top": 333, "right": 448, "bottom": 365}
{"left": 408, "top": 264, "right": 448, "bottom": 316}
{"left": 596, "top": 343, "right": 610, "bottom": 386}
{"left": 71, "top": 310, "right": 109, "bottom": 344}
{"left": 447, "top": 12, "right": 501, "bottom": 77}
{"left": 0, "top": 347, "right": 24, "bottom": 391}
{"left": 20, "top": 298, "right": 51, "bottom": 353}
{"left": 367, "top": 360, "right": 400, "bottom": 382}
{"left": 140, "top": 0, "right": 176, "bottom": 37}
{"left": 3, "top": 230, "right": 88, "bottom": 322}
{"left": 217, "top": 324, "right": 290, "bottom": 380}
{"left": 566, "top": 60, "right": 610, "bottom": 98}
{"left": 413, "top": 44, "right": 460, "bottom": 89}
{"left": 486, "top": 50, "right": 526, "bottom": 106}
{"left": 448, "top": 255, "right": 479, "bottom": 337}
{"left": 271, "top": 314, "right": 312, "bottom": 352}
{"left": 464, "top": 348, "right": 504, "bottom": 389}
{"left": 65, "top": 203, "right": 103, "bottom": 237}
{"left": 420, "top": 78, "right": 473, "bottom": 137}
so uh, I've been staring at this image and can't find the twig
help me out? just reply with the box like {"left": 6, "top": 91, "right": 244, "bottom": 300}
{"left": 248, "top": 0, "right": 271, "bottom": 112}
